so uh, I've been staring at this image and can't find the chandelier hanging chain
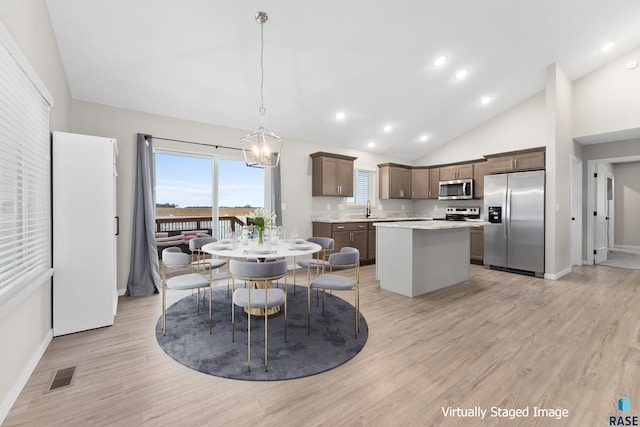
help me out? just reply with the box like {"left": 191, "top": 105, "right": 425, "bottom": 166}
{"left": 259, "top": 14, "right": 266, "bottom": 118}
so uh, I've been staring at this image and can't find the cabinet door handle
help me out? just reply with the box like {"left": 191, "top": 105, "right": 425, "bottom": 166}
{"left": 514, "top": 158, "right": 518, "bottom": 169}
{"left": 337, "top": 226, "right": 345, "bottom": 229}
{"left": 358, "top": 225, "right": 365, "bottom": 228}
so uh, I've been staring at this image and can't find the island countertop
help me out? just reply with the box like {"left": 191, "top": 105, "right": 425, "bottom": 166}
{"left": 312, "top": 216, "right": 433, "bottom": 224}
{"left": 373, "top": 220, "right": 486, "bottom": 229}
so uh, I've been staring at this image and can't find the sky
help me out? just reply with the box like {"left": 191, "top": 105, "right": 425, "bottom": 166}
{"left": 155, "top": 154, "right": 264, "bottom": 207}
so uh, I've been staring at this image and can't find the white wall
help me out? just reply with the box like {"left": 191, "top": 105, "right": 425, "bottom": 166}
{"left": 613, "top": 162, "right": 640, "bottom": 248}
{"left": 415, "top": 92, "right": 546, "bottom": 166}
{"left": 0, "top": 0, "right": 72, "bottom": 420}
{"left": 574, "top": 47, "right": 640, "bottom": 139}
{"left": 544, "top": 63, "right": 573, "bottom": 278}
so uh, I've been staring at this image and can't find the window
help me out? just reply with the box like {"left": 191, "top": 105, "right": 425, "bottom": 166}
{"left": 154, "top": 152, "right": 264, "bottom": 239}
{"left": 0, "top": 24, "right": 53, "bottom": 314}
{"left": 347, "top": 169, "right": 376, "bottom": 205}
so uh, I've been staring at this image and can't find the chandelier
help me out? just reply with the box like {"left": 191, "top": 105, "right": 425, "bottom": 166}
{"left": 241, "top": 11, "right": 283, "bottom": 168}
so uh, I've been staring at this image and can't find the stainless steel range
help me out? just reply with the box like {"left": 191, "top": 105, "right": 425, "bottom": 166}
{"left": 445, "top": 206, "right": 481, "bottom": 221}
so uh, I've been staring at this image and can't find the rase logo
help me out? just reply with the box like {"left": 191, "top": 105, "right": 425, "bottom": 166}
{"left": 610, "top": 396, "right": 638, "bottom": 426}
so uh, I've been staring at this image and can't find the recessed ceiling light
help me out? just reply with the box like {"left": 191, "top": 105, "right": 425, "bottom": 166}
{"left": 382, "top": 124, "right": 394, "bottom": 133}
{"left": 480, "top": 96, "right": 492, "bottom": 105}
{"left": 433, "top": 55, "right": 447, "bottom": 67}
{"left": 625, "top": 60, "right": 639, "bottom": 70}
{"left": 454, "top": 68, "right": 469, "bottom": 79}
{"left": 600, "top": 42, "right": 615, "bottom": 52}
{"left": 367, "top": 141, "right": 376, "bottom": 148}
{"left": 418, "top": 134, "right": 429, "bottom": 142}
{"left": 335, "top": 111, "right": 347, "bottom": 120}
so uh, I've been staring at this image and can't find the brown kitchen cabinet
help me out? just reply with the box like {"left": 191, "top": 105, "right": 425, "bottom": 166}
{"left": 473, "top": 161, "right": 488, "bottom": 199}
{"left": 470, "top": 227, "right": 484, "bottom": 264}
{"left": 411, "top": 167, "right": 429, "bottom": 199}
{"left": 368, "top": 223, "right": 376, "bottom": 260}
{"left": 378, "top": 163, "right": 412, "bottom": 199}
{"left": 485, "top": 148, "right": 545, "bottom": 174}
{"left": 312, "top": 221, "right": 368, "bottom": 262}
{"left": 439, "top": 163, "right": 474, "bottom": 180}
{"left": 310, "top": 152, "right": 357, "bottom": 197}
{"left": 428, "top": 168, "right": 440, "bottom": 199}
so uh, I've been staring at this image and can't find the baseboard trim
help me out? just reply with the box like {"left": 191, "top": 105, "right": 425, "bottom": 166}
{"left": 0, "top": 329, "right": 53, "bottom": 424}
{"left": 545, "top": 266, "right": 572, "bottom": 280}
{"left": 613, "top": 245, "right": 640, "bottom": 254}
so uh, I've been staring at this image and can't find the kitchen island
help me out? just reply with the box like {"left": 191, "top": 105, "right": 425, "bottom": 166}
{"left": 374, "top": 220, "right": 485, "bottom": 297}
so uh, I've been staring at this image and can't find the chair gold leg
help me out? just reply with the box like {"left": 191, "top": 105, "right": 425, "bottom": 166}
{"left": 209, "top": 285, "right": 213, "bottom": 335}
{"left": 307, "top": 284, "right": 311, "bottom": 335}
{"left": 247, "top": 307, "right": 251, "bottom": 372}
{"left": 264, "top": 286, "right": 269, "bottom": 372}
{"left": 231, "top": 277, "right": 235, "bottom": 342}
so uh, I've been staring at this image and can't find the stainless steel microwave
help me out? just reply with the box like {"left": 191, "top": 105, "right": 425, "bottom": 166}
{"left": 438, "top": 179, "right": 474, "bottom": 200}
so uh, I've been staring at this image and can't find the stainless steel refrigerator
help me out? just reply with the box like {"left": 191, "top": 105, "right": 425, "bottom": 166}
{"left": 484, "top": 170, "right": 545, "bottom": 277}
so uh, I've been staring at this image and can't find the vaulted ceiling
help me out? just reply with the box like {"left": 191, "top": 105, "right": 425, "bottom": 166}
{"left": 46, "top": 0, "right": 640, "bottom": 160}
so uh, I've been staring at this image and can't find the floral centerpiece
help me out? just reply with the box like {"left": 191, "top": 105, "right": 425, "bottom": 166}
{"left": 248, "top": 208, "right": 276, "bottom": 244}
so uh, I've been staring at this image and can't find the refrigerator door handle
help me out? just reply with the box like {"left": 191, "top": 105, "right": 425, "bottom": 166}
{"left": 503, "top": 189, "right": 508, "bottom": 239}
{"left": 506, "top": 189, "right": 512, "bottom": 239}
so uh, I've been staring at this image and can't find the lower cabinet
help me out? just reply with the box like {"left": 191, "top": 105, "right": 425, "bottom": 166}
{"left": 470, "top": 227, "right": 484, "bottom": 264}
{"left": 312, "top": 222, "right": 370, "bottom": 262}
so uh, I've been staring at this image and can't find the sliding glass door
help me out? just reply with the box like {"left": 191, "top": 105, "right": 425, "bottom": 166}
{"left": 154, "top": 152, "right": 264, "bottom": 239}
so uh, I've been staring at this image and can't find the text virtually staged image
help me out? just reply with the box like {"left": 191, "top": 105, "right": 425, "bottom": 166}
{"left": 1, "top": 1, "right": 640, "bottom": 426}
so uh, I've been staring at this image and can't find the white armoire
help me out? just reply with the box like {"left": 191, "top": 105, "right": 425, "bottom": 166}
{"left": 52, "top": 131, "right": 118, "bottom": 336}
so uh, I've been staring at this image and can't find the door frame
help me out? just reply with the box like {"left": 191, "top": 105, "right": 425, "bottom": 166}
{"left": 570, "top": 155, "right": 583, "bottom": 266}
{"left": 586, "top": 155, "right": 640, "bottom": 264}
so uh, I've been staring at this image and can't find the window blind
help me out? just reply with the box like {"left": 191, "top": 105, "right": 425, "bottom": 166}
{"left": 347, "top": 169, "right": 372, "bottom": 204}
{"left": 0, "top": 25, "right": 52, "bottom": 307}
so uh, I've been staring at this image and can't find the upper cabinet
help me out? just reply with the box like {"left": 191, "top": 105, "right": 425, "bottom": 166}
{"left": 428, "top": 168, "right": 440, "bottom": 199}
{"left": 473, "top": 161, "right": 489, "bottom": 199}
{"left": 411, "top": 167, "right": 429, "bottom": 199}
{"left": 439, "top": 163, "right": 474, "bottom": 181}
{"left": 379, "top": 163, "right": 412, "bottom": 199}
{"left": 311, "top": 152, "right": 357, "bottom": 197}
{"left": 485, "top": 147, "right": 545, "bottom": 174}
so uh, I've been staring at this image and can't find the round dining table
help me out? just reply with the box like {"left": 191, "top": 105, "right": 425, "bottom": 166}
{"left": 201, "top": 239, "right": 322, "bottom": 316}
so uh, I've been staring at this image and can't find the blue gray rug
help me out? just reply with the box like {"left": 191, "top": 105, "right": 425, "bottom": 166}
{"left": 155, "top": 285, "right": 368, "bottom": 380}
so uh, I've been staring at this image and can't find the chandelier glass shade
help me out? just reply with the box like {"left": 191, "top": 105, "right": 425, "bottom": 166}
{"left": 241, "top": 11, "right": 282, "bottom": 168}
{"left": 241, "top": 126, "right": 282, "bottom": 168}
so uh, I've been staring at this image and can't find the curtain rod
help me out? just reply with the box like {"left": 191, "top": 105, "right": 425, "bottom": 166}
{"left": 150, "top": 136, "right": 243, "bottom": 152}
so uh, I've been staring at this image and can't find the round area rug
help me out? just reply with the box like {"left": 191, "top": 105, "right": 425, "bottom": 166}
{"left": 156, "top": 284, "right": 368, "bottom": 380}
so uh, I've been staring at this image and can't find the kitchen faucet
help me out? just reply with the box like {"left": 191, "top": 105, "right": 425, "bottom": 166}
{"left": 366, "top": 200, "right": 371, "bottom": 218}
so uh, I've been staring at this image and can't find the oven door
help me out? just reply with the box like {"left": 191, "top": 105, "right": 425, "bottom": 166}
{"left": 438, "top": 179, "right": 474, "bottom": 200}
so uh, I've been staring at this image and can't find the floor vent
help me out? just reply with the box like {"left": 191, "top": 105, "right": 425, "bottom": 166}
{"left": 46, "top": 366, "right": 76, "bottom": 392}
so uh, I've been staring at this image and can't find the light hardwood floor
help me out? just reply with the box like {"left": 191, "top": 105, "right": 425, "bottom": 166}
{"left": 5, "top": 264, "right": 640, "bottom": 426}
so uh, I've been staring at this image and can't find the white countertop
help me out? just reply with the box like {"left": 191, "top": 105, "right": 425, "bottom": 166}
{"left": 373, "top": 220, "right": 487, "bottom": 229}
{"left": 312, "top": 216, "right": 433, "bottom": 223}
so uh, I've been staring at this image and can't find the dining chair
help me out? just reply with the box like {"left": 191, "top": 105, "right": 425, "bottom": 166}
{"left": 307, "top": 247, "right": 360, "bottom": 338}
{"left": 229, "top": 259, "right": 288, "bottom": 372}
{"left": 296, "top": 237, "right": 334, "bottom": 273}
{"left": 161, "top": 247, "right": 214, "bottom": 335}
{"left": 189, "top": 236, "right": 228, "bottom": 293}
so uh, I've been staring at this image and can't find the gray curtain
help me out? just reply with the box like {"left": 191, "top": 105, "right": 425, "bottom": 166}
{"left": 271, "top": 157, "right": 283, "bottom": 227}
{"left": 126, "top": 134, "right": 160, "bottom": 295}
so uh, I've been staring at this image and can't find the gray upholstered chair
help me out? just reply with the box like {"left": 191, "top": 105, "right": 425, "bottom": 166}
{"left": 307, "top": 247, "right": 360, "bottom": 337}
{"left": 161, "top": 247, "right": 214, "bottom": 335}
{"left": 189, "top": 236, "right": 229, "bottom": 294}
{"left": 188, "top": 236, "right": 227, "bottom": 272}
{"left": 296, "top": 237, "right": 334, "bottom": 272}
{"left": 229, "top": 259, "right": 288, "bottom": 372}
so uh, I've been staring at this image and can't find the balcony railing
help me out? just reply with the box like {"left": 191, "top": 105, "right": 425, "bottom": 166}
{"left": 156, "top": 215, "right": 246, "bottom": 239}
